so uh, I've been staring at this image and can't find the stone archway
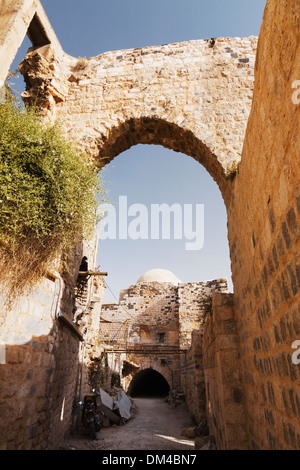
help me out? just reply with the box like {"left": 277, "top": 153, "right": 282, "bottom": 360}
{"left": 128, "top": 368, "right": 171, "bottom": 398}
{"left": 19, "top": 35, "right": 258, "bottom": 207}
{"left": 2, "top": 0, "right": 299, "bottom": 451}
{"left": 94, "top": 116, "right": 231, "bottom": 201}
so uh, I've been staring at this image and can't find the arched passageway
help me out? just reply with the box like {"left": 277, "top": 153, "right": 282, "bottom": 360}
{"left": 128, "top": 369, "right": 170, "bottom": 398}
{"left": 19, "top": 36, "right": 258, "bottom": 207}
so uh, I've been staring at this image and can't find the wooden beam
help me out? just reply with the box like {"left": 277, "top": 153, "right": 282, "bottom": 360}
{"left": 78, "top": 271, "right": 108, "bottom": 276}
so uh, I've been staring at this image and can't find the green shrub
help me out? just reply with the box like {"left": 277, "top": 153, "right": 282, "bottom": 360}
{"left": 0, "top": 98, "right": 104, "bottom": 297}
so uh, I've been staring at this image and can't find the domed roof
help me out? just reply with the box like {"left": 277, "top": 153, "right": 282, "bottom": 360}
{"left": 137, "top": 269, "right": 181, "bottom": 285}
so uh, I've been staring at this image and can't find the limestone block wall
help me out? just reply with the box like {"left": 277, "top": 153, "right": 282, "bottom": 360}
{"left": 202, "top": 293, "right": 248, "bottom": 449}
{"left": 0, "top": 235, "right": 105, "bottom": 449}
{"left": 180, "top": 293, "right": 248, "bottom": 448}
{"left": 0, "top": 0, "right": 63, "bottom": 88}
{"left": 181, "top": 329, "right": 206, "bottom": 424}
{"left": 101, "top": 281, "right": 180, "bottom": 347}
{"left": 42, "top": 321, "right": 81, "bottom": 449}
{"left": 99, "top": 279, "right": 228, "bottom": 392}
{"left": 101, "top": 279, "right": 228, "bottom": 348}
{"left": 178, "top": 279, "right": 228, "bottom": 349}
{"left": 100, "top": 281, "right": 181, "bottom": 390}
{"left": 0, "top": 283, "right": 82, "bottom": 450}
{"left": 19, "top": 35, "right": 257, "bottom": 199}
{"left": 0, "top": 0, "right": 299, "bottom": 451}
{"left": 227, "top": 0, "right": 300, "bottom": 450}
{"left": 77, "top": 277, "right": 107, "bottom": 400}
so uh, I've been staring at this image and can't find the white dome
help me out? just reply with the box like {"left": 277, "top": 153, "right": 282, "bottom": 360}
{"left": 137, "top": 269, "right": 181, "bottom": 285}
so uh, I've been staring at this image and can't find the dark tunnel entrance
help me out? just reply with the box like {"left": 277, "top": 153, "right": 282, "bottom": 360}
{"left": 128, "top": 368, "right": 170, "bottom": 398}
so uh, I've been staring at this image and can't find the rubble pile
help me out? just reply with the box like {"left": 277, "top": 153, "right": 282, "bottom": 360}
{"left": 165, "top": 387, "right": 185, "bottom": 408}
{"left": 196, "top": 417, "right": 209, "bottom": 437}
{"left": 180, "top": 416, "right": 216, "bottom": 450}
{"left": 195, "top": 435, "right": 216, "bottom": 450}
{"left": 180, "top": 417, "right": 209, "bottom": 440}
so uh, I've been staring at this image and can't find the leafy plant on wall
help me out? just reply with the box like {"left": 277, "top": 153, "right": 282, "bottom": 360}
{"left": 0, "top": 93, "right": 105, "bottom": 301}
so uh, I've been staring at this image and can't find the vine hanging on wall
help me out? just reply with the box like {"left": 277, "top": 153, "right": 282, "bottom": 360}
{"left": 0, "top": 95, "right": 105, "bottom": 300}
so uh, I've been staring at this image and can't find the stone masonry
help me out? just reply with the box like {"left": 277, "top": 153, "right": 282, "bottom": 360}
{"left": 19, "top": 33, "right": 257, "bottom": 201}
{"left": 98, "top": 271, "right": 228, "bottom": 392}
{"left": 0, "top": 0, "right": 299, "bottom": 450}
{"left": 226, "top": 0, "right": 300, "bottom": 449}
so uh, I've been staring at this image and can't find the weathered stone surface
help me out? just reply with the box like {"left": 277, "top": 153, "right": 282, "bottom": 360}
{"left": 226, "top": 0, "right": 300, "bottom": 451}
{"left": 0, "top": 235, "right": 103, "bottom": 450}
{"left": 19, "top": 34, "right": 257, "bottom": 200}
{"left": 100, "top": 275, "right": 227, "bottom": 392}
{"left": 202, "top": 293, "right": 249, "bottom": 450}
{"left": 0, "top": 0, "right": 299, "bottom": 451}
{"left": 0, "top": 0, "right": 63, "bottom": 88}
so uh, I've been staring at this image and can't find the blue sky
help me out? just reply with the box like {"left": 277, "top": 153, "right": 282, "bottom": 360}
{"left": 10, "top": 0, "right": 266, "bottom": 302}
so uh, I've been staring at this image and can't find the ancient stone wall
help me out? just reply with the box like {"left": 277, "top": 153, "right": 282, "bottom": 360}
{"left": 19, "top": 35, "right": 258, "bottom": 201}
{"left": 119, "top": 281, "right": 180, "bottom": 347}
{"left": 0, "top": 234, "right": 106, "bottom": 449}
{"left": 202, "top": 293, "right": 248, "bottom": 449}
{"left": 0, "top": 0, "right": 63, "bottom": 88}
{"left": 99, "top": 278, "right": 227, "bottom": 392}
{"left": 77, "top": 276, "right": 107, "bottom": 400}
{"left": 226, "top": 0, "right": 300, "bottom": 450}
{"left": 100, "top": 281, "right": 181, "bottom": 390}
{"left": 181, "top": 293, "right": 248, "bottom": 449}
{"left": 0, "top": 288, "right": 82, "bottom": 449}
{"left": 178, "top": 280, "right": 228, "bottom": 349}
{"left": 180, "top": 329, "right": 206, "bottom": 424}
{"left": 0, "top": 0, "right": 299, "bottom": 451}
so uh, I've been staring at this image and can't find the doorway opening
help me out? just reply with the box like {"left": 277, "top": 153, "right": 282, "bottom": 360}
{"left": 97, "top": 144, "right": 233, "bottom": 305}
{"left": 128, "top": 368, "right": 170, "bottom": 398}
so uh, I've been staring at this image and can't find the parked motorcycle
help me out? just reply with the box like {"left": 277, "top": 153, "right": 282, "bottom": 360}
{"left": 81, "top": 394, "right": 103, "bottom": 439}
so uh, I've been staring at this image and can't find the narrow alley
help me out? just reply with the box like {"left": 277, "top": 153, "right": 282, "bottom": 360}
{"left": 59, "top": 397, "right": 196, "bottom": 451}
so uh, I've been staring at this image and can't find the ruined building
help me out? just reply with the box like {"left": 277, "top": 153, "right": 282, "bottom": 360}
{"left": 0, "top": 0, "right": 299, "bottom": 451}
{"left": 98, "top": 269, "right": 227, "bottom": 395}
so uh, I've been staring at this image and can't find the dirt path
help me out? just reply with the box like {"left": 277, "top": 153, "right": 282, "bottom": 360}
{"left": 60, "top": 398, "right": 196, "bottom": 451}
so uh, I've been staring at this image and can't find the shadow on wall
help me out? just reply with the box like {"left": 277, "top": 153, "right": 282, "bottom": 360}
{"left": 0, "top": 322, "right": 82, "bottom": 450}
{"left": 0, "top": 324, "right": 120, "bottom": 450}
{"left": 128, "top": 368, "right": 170, "bottom": 398}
